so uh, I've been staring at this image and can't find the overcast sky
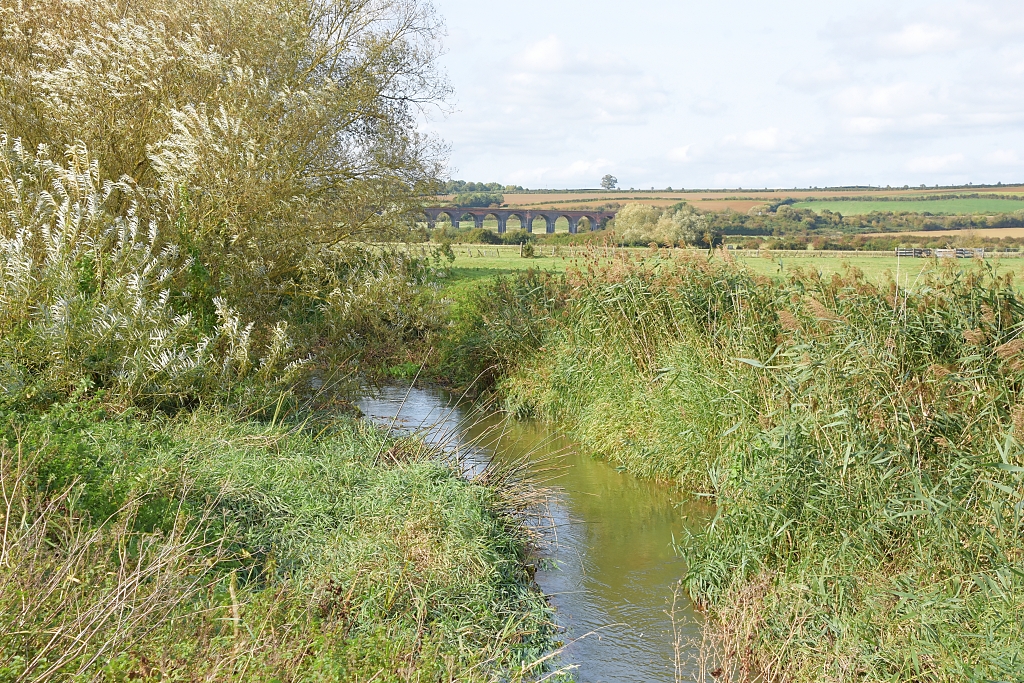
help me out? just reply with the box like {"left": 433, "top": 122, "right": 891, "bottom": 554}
{"left": 417, "top": 0, "right": 1024, "bottom": 190}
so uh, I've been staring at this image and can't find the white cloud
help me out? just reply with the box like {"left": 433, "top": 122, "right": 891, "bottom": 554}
{"left": 504, "top": 36, "right": 669, "bottom": 123}
{"left": 882, "top": 23, "right": 960, "bottom": 55}
{"left": 780, "top": 63, "right": 846, "bottom": 91}
{"left": 712, "top": 170, "right": 783, "bottom": 187}
{"left": 668, "top": 146, "right": 692, "bottom": 162}
{"left": 987, "top": 150, "right": 1021, "bottom": 165}
{"left": 906, "top": 153, "right": 965, "bottom": 173}
{"left": 690, "top": 100, "right": 727, "bottom": 116}
{"left": 518, "top": 36, "right": 569, "bottom": 73}
{"left": 724, "top": 128, "right": 783, "bottom": 152}
{"left": 509, "top": 158, "right": 614, "bottom": 187}
{"left": 843, "top": 117, "right": 895, "bottom": 135}
{"left": 832, "top": 83, "right": 939, "bottom": 118}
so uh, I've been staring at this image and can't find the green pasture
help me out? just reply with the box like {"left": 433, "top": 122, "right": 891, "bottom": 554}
{"left": 433, "top": 245, "right": 1024, "bottom": 289}
{"left": 794, "top": 198, "right": 1024, "bottom": 215}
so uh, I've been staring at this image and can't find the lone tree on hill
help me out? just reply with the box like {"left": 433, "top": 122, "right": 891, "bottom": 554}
{"left": 601, "top": 174, "right": 618, "bottom": 190}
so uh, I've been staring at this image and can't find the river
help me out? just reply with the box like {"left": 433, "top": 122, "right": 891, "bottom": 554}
{"left": 357, "top": 385, "right": 707, "bottom": 683}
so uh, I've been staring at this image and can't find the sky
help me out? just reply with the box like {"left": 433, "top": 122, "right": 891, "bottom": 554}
{"left": 416, "top": 0, "right": 1024, "bottom": 190}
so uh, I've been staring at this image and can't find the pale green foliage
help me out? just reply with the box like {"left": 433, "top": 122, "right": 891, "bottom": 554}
{"left": 0, "top": 137, "right": 306, "bottom": 406}
{"left": 612, "top": 202, "right": 711, "bottom": 247}
{"left": 0, "top": 0, "right": 448, "bottom": 283}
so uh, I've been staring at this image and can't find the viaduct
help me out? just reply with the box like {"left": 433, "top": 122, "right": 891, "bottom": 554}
{"left": 423, "top": 207, "right": 617, "bottom": 234}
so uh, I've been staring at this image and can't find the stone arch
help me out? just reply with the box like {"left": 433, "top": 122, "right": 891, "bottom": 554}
{"left": 481, "top": 212, "right": 501, "bottom": 231}
{"left": 530, "top": 213, "right": 556, "bottom": 234}
{"left": 427, "top": 209, "right": 461, "bottom": 229}
{"left": 505, "top": 213, "right": 526, "bottom": 232}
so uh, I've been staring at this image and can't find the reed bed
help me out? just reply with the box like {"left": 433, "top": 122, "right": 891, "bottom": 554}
{"left": 490, "top": 249, "right": 1024, "bottom": 681}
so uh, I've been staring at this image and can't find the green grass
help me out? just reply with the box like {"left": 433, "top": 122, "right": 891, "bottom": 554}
{"left": 439, "top": 247, "right": 1024, "bottom": 290}
{"left": 795, "top": 198, "right": 1024, "bottom": 215}
{"left": 731, "top": 253, "right": 1022, "bottom": 283}
{"left": 0, "top": 405, "right": 554, "bottom": 681}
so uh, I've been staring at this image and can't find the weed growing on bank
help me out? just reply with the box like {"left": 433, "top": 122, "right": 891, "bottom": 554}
{"left": 487, "top": 250, "right": 1023, "bottom": 681}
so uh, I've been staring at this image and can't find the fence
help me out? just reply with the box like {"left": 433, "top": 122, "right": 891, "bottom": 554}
{"left": 895, "top": 248, "right": 991, "bottom": 259}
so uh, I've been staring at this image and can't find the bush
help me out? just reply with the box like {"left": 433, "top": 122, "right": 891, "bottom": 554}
{"left": 0, "top": 0, "right": 447, "bottom": 305}
{"left": 0, "top": 139, "right": 451, "bottom": 410}
{"left": 611, "top": 202, "right": 718, "bottom": 247}
{"left": 460, "top": 228, "right": 503, "bottom": 244}
{"left": 500, "top": 229, "right": 534, "bottom": 245}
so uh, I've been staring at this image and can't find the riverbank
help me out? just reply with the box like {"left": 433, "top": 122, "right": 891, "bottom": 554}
{"left": 436, "top": 253, "right": 1024, "bottom": 681}
{"left": 0, "top": 404, "right": 554, "bottom": 680}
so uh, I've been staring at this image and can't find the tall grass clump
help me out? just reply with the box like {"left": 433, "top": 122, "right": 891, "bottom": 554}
{"left": 498, "top": 251, "right": 1024, "bottom": 681}
{"left": 0, "top": 405, "right": 553, "bottom": 680}
{"left": 435, "top": 269, "right": 568, "bottom": 391}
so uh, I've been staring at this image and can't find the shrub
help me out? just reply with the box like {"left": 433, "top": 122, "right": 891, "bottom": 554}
{"left": 611, "top": 202, "right": 717, "bottom": 247}
{"left": 0, "top": 0, "right": 448, "bottom": 302}
{"left": 460, "top": 228, "right": 503, "bottom": 244}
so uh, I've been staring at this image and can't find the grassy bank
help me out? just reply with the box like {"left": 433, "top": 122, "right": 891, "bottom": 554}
{"left": 0, "top": 404, "right": 553, "bottom": 681}
{"left": 453, "top": 253, "right": 1024, "bottom": 681}
{"left": 0, "top": 132, "right": 555, "bottom": 681}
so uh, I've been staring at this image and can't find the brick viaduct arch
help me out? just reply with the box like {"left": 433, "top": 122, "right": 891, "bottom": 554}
{"left": 422, "top": 207, "right": 616, "bottom": 234}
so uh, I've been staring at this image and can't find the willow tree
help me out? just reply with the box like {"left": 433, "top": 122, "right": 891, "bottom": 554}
{"left": 0, "top": 0, "right": 448, "bottom": 281}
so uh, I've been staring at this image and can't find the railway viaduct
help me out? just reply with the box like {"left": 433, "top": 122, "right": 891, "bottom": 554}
{"left": 423, "top": 207, "right": 616, "bottom": 234}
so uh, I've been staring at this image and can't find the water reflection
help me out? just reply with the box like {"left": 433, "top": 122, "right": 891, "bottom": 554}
{"left": 357, "top": 385, "right": 706, "bottom": 682}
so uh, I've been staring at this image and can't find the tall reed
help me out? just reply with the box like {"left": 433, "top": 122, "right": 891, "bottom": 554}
{"left": 498, "top": 251, "right": 1024, "bottom": 681}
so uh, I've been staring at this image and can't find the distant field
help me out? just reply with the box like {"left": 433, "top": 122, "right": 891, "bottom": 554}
{"left": 439, "top": 186, "right": 1024, "bottom": 214}
{"left": 863, "top": 227, "right": 1024, "bottom": 238}
{"left": 794, "top": 198, "right": 1024, "bottom": 216}
{"left": 425, "top": 245, "right": 1024, "bottom": 288}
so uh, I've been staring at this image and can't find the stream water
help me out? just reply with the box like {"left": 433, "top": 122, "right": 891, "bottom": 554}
{"left": 357, "top": 385, "right": 707, "bottom": 682}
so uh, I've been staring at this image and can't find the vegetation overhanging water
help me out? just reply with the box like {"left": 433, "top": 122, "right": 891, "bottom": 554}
{"left": 357, "top": 384, "right": 711, "bottom": 682}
